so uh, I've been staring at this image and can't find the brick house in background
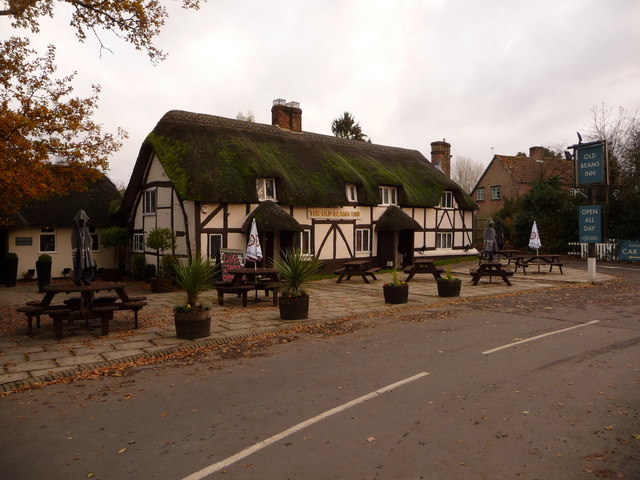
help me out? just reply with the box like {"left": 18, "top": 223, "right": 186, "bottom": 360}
{"left": 472, "top": 146, "right": 575, "bottom": 242}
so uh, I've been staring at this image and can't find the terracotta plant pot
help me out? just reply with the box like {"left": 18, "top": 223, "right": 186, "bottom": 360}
{"left": 278, "top": 294, "right": 309, "bottom": 320}
{"left": 174, "top": 309, "right": 211, "bottom": 339}
{"left": 437, "top": 278, "right": 462, "bottom": 297}
{"left": 383, "top": 284, "right": 409, "bottom": 304}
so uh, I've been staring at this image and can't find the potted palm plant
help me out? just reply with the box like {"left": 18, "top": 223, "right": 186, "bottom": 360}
{"left": 35, "top": 254, "right": 52, "bottom": 292}
{"left": 437, "top": 266, "right": 462, "bottom": 297}
{"left": 383, "top": 269, "right": 409, "bottom": 304}
{"left": 272, "top": 249, "right": 322, "bottom": 320}
{"left": 171, "top": 255, "right": 218, "bottom": 339}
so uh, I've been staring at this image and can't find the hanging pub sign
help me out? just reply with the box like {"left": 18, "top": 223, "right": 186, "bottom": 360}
{"left": 575, "top": 141, "right": 608, "bottom": 186}
{"left": 578, "top": 205, "right": 602, "bottom": 243}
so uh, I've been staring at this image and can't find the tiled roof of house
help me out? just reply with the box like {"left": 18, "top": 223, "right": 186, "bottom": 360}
{"left": 496, "top": 155, "right": 575, "bottom": 185}
{"left": 121, "top": 110, "right": 477, "bottom": 213}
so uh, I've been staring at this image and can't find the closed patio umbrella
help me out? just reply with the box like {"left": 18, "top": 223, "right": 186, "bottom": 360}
{"left": 72, "top": 209, "right": 96, "bottom": 285}
{"left": 528, "top": 221, "right": 542, "bottom": 254}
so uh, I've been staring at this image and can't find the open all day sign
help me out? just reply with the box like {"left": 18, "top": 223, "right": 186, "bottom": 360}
{"left": 578, "top": 205, "right": 602, "bottom": 243}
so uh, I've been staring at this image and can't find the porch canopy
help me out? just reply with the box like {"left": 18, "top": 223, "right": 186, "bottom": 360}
{"left": 375, "top": 206, "right": 421, "bottom": 232}
{"left": 242, "top": 201, "right": 303, "bottom": 232}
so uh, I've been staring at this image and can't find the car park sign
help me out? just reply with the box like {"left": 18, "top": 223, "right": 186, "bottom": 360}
{"left": 618, "top": 241, "right": 640, "bottom": 261}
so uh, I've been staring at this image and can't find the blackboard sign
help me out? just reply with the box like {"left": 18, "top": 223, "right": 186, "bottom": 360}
{"left": 220, "top": 248, "right": 244, "bottom": 282}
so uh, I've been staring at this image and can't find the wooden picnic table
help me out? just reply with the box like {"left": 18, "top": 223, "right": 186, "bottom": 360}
{"left": 334, "top": 259, "right": 380, "bottom": 284}
{"left": 403, "top": 258, "right": 444, "bottom": 281}
{"left": 470, "top": 262, "right": 513, "bottom": 286}
{"left": 17, "top": 281, "right": 145, "bottom": 338}
{"left": 514, "top": 255, "right": 564, "bottom": 274}
{"left": 216, "top": 267, "right": 280, "bottom": 306}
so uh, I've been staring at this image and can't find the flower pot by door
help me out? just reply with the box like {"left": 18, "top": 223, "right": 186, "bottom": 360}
{"left": 36, "top": 261, "right": 52, "bottom": 293}
{"left": 437, "top": 278, "right": 462, "bottom": 297}
{"left": 383, "top": 284, "right": 409, "bottom": 304}
{"left": 278, "top": 294, "right": 309, "bottom": 320}
{"left": 174, "top": 309, "right": 212, "bottom": 339}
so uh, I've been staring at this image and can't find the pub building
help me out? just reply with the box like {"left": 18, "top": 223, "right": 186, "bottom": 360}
{"left": 118, "top": 100, "right": 478, "bottom": 272}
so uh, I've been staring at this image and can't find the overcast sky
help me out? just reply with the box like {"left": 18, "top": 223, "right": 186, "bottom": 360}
{"left": 22, "top": 0, "right": 640, "bottom": 187}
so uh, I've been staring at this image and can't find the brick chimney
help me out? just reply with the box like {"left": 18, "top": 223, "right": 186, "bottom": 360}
{"left": 430, "top": 140, "right": 451, "bottom": 177}
{"left": 529, "top": 146, "right": 545, "bottom": 160}
{"left": 271, "top": 99, "right": 302, "bottom": 132}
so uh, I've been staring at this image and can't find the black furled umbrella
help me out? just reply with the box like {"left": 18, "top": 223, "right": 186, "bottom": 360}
{"left": 72, "top": 210, "right": 96, "bottom": 285}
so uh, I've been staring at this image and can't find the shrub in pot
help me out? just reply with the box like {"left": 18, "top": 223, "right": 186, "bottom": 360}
{"left": 383, "top": 269, "right": 409, "bottom": 304}
{"left": 146, "top": 228, "right": 177, "bottom": 292}
{"left": 171, "top": 255, "right": 218, "bottom": 339}
{"left": 36, "top": 254, "right": 52, "bottom": 292}
{"left": 272, "top": 249, "right": 322, "bottom": 320}
{"left": 437, "top": 266, "right": 462, "bottom": 297}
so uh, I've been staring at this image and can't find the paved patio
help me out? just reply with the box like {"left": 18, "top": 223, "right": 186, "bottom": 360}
{"left": 0, "top": 261, "right": 613, "bottom": 392}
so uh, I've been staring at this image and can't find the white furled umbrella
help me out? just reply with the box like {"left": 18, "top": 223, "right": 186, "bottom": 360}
{"left": 528, "top": 221, "right": 542, "bottom": 254}
{"left": 246, "top": 218, "right": 263, "bottom": 300}
{"left": 246, "top": 219, "right": 263, "bottom": 263}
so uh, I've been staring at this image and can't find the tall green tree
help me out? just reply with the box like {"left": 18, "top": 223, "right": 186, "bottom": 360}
{"left": 498, "top": 178, "right": 581, "bottom": 253}
{"left": 331, "top": 111, "right": 369, "bottom": 141}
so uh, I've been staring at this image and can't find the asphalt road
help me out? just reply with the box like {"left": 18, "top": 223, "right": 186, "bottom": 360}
{"left": 1, "top": 264, "right": 639, "bottom": 479}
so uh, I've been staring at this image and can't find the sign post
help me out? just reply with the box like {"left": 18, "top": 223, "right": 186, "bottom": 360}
{"left": 568, "top": 140, "right": 608, "bottom": 283}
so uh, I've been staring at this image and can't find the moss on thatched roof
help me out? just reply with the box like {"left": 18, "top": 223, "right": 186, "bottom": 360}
{"left": 123, "top": 110, "right": 476, "bottom": 211}
{"left": 241, "top": 201, "right": 302, "bottom": 232}
{"left": 7, "top": 174, "right": 120, "bottom": 228}
{"left": 376, "top": 206, "right": 422, "bottom": 231}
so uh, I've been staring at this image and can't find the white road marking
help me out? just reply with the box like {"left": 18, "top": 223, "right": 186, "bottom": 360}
{"left": 600, "top": 265, "right": 639, "bottom": 271}
{"left": 482, "top": 320, "right": 600, "bottom": 355}
{"left": 181, "top": 371, "right": 430, "bottom": 480}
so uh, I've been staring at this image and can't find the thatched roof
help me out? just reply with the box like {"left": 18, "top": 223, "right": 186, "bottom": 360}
{"left": 5, "top": 175, "right": 121, "bottom": 229}
{"left": 375, "top": 206, "right": 422, "bottom": 231}
{"left": 241, "top": 201, "right": 302, "bottom": 232}
{"left": 121, "top": 110, "right": 477, "bottom": 213}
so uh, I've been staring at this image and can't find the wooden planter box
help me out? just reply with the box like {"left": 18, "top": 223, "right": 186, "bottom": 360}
{"left": 174, "top": 309, "right": 211, "bottom": 339}
{"left": 383, "top": 284, "right": 409, "bottom": 304}
{"left": 437, "top": 278, "right": 462, "bottom": 297}
{"left": 278, "top": 294, "right": 309, "bottom": 320}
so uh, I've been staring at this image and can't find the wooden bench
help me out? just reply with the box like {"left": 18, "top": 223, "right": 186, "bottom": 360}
{"left": 215, "top": 283, "right": 255, "bottom": 307}
{"left": 259, "top": 280, "right": 282, "bottom": 306}
{"left": 91, "top": 304, "right": 120, "bottom": 335}
{"left": 17, "top": 305, "right": 43, "bottom": 335}
{"left": 42, "top": 308, "right": 73, "bottom": 339}
{"left": 470, "top": 264, "right": 513, "bottom": 286}
{"left": 365, "top": 266, "right": 381, "bottom": 280}
{"left": 117, "top": 301, "right": 147, "bottom": 328}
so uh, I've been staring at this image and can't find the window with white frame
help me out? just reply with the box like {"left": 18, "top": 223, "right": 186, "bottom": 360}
{"left": 345, "top": 184, "right": 358, "bottom": 202}
{"left": 436, "top": 232, "right": 453, "bottom": 249}
{"left": 355, "top": 228, "right": 371, "bottom": 253}
{"left": 491, "top": 185, "right": 501, "bottom": 200}
{"left": 89, "top": 226, "right": 99, "bottom": 252}
{"left": 133, "top": 233, "right": 145, "bottom": 252}
{"left": 476, "top": 188, "right": 484, "bottom": 201}
{"left": 378, "top": 186, "right": 398, "bottom": 205}
{"left": 40, "top": 227, "right": 56, "bottom": 252}
{"left": 440, "top": 191, "right": 454, "bottom": 208}
{"left": 208, "top": 234, "right": 223, "bottom": 261}
{"left": 256, "top": 178, "right": 277, "bottom": 201}
{"left": 298, "top": 229, "right": 313, "bottom": 255}
{"left": 143, "top": 187, "right": 157, "bottom": 214}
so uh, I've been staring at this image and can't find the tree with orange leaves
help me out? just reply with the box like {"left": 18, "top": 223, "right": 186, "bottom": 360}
{"left": 0, "top": 0, "right": 203, "bottom": 213}
{"left": 0, "top": 37, "right": 126, "bottom": 213}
